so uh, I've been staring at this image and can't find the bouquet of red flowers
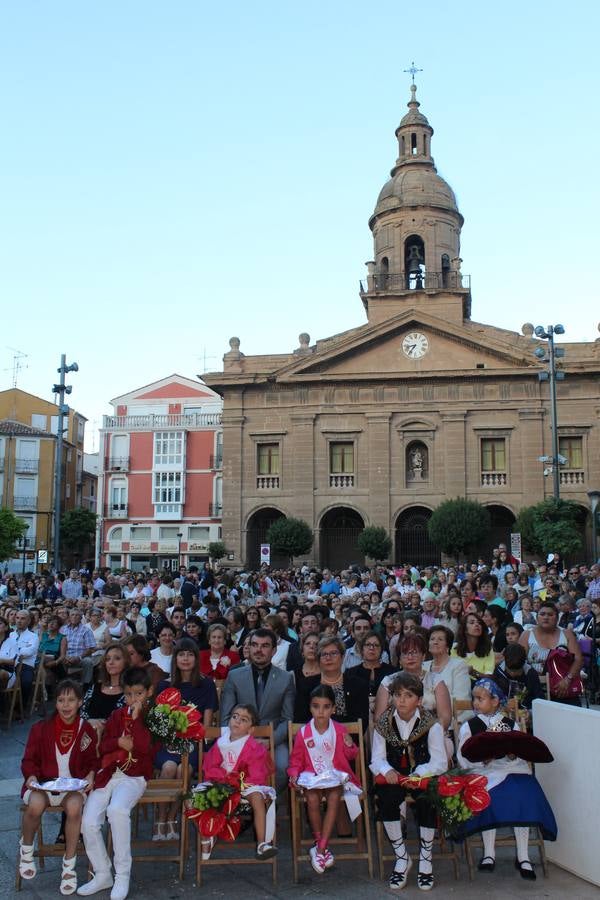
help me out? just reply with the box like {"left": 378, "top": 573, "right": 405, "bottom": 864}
{"left": 145, "top": 688, "right": 205, "bottom": 753}
{"left": 375, "top": 769, "right": 490, "bottom": 833}
{"left": 185, "top": 772, "right": 245, "bottom": 842}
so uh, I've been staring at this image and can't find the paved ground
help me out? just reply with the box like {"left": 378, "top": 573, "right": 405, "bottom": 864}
{"left": 1, "top": 716, "right": 597, "bottom": 899}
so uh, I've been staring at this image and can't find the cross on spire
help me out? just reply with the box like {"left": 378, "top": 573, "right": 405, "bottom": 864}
{"left": 403, "top": 61, "right": 423, "bottom": 86}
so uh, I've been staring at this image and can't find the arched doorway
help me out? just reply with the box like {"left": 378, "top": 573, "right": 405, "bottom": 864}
{"left": 246, "top": 507, "right": 286, "bottom": 569}
{"left": 474, "top": 505, "right": 516, "bottom": 562}
{"left": 395, "top": 506, "right": 440, "bottom": 568}
{"left": 320, "top": 507, "right": 364, "bottom": 571}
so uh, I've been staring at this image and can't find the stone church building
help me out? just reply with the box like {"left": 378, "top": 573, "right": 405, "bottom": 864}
{"left": 204, "top": 84, "right": 600, "bottom": 570}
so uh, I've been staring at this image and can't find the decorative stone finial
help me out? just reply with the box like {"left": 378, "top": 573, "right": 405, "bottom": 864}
{"left": 229, "top": 336, "right": 240, "bottom": 352}
{"left": 299, "top": 333, "right": 310, "bottom": 349}
{"left": 521, "top": 323, "right": 534, "bottom": 337}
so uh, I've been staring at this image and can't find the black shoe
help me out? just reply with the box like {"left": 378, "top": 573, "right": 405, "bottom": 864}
{"left": 478, "top": 856, "right": 495, "bottom": 872}
{"left": 417, "top": 871, "right": 434, "bottom": 891}
{"left": 515, "top": 859, "right": 536, "bottom": 880}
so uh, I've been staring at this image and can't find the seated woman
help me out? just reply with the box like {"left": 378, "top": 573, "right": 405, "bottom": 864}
{"left": 519, "top": 601, "right": 583, "bottom": 705}
{"left": 123, "top": 634, "right": 165, "bottom": 689}
{"left": 80, "top": 644, "right": 129, "bottom": 741}
{"left": 101, "top": 605, "right": 129, "bottom": 647}
{"left": 199, "top": 623, "right": 240, "bottom": 680}
{"left": 293, "top": 636, "right": 369, "bottom": 733}
{"left": 264, "top": 614, "right": 292, "bottom": 669}
{"left": 346, "top": 630, "right": 396, "bottom": 736}
{"left": 155, "top": 638, "right": 217, "bottom": 841}
{"left": 422, "top": 625, "right": 471, "bottom": 722}
{"left": 293, "top": 631, "right": 321, "bottom": 722}
{"left": 38, "top": 614, "right": 68, "bottom": 695}
{"left": 456, "top": 678, "right": 557, "bottom": 880}
{"left": 20, "top": 679, "right": 98, "bottom": 895}
{"left": 452, "top": 613, "right": 496, "bottom": 683}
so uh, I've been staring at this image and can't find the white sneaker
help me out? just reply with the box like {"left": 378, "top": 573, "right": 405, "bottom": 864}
{"left": 110, "top": 875, "right": 130, "bottom": 900}
{"left": 77, "top": 872, "right": 113, "bottom": 896}
{"left": 309, "top": 844, "right": 325, "bottom": 874}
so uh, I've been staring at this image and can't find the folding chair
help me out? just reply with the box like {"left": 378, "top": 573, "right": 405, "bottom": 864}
{"left": 538, "top": 674, "right": 551, "bottom": 700}
{"left": 288, "top": 721, "right": 374, "bottom": 882}
{"left": 15, "top": 801, "right": 86, "bottom": 891}
{"left": 464, "top": 825, "right": 548, "bottom": 879}
{"left": 0, "top": 662, "right": 24, "bottom": 729}
{"left": 192, "top": 724, "right": 277, "bottom": 885}
{"left": 106, "top": 751, "right": 190, "bottom": 880}
{"left": 28, "top": 663, "right": 47, "bottom": 718}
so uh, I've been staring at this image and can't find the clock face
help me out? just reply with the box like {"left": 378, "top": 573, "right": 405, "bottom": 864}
{"left": 402, "top": 332, "right": 429, "bottom": 359}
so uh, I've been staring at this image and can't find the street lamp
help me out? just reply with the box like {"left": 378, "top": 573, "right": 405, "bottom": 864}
{"left": 533, "top": 324, "right": 566, "bottom": 500}
{"left": 588, "top": 490, "right": 600, "bottom": 564}
{"left": 177, "top": 533, "right": 183, "bottom": 570}
{"left": 52, "top": 355, "right": 79, "bottom": 573}
{"left": 20, "top": 525, "right": 30, "bottom": 579}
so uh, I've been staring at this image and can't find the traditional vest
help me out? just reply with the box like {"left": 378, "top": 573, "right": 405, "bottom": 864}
{"left": 374, "top": 708, "right": 437, "bottom": 775}
{"left": 468, "top": 714, "right": 514, "bottom": 737}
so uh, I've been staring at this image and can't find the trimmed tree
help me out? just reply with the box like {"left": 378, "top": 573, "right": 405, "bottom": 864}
{"left": 515, "top": 498, "right": 584, "bottom": 561}
{"left": 60, "top": 507, "right": 97, "bottom": 564}
{"left": 427, "top": 498, "right": 491, "bottom": 562}
{"left": 357, "top": 525, "right": 392, "bottom": 563}
{"left": 0, "top": 507, "right": 28, "bottom": 562}
{"left": 266, "top": 517, "right": 313, "bottom": 565}
{"left": 208, "top": 540, "right": 227, "bottom": 562}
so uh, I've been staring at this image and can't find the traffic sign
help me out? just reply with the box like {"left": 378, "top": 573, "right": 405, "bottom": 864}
{"left": 37, "top": 549, "right": 48, "bottom": 564}
{"left": 510, "top": 532, "right": 522, "bottom": 563}
{"left": 260, "top": 543, "right": 271, "bottom": 565}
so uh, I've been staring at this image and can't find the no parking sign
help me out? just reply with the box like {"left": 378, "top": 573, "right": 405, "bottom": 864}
{"left": 260, "top": 543, "right": 271, "bottom": 565}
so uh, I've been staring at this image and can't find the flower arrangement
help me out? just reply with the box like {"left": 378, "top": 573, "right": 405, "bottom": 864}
{"left": 145, "top": 688, "right": 205, "bottom": 753}
{"left": 376, "top": 769, "right": 490, "bottom": 832}
{"left": 185, "top": 772, "right": 246, "bottom": 841}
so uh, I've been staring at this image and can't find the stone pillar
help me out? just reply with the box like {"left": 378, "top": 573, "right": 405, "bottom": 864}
{"left": 518, "top": 408, "right": 546, "bottom": 504}
{"left": 290, "top": 413, "right": 316, "bottom": 563}
{"left": 440, "top": 410, "right": 467, "bottom": 496}
{"left": 365, "top": 412, "right": 392, "bottom": 528}
{"left": 221, "top": 399, "right": 245, "bottom": 565}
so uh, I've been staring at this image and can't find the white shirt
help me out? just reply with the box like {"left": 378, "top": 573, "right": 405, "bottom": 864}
{"left": 157, "top": 584, "right": 175, "bottom": 601}
{"left": 370, "top": 710, "right": 447, "bottom": 778}
{"left": 2, "top": 628, "right": 40, "bottom": 668}
{"left": 150, "top": 647, "right": 173, "bottom": 675}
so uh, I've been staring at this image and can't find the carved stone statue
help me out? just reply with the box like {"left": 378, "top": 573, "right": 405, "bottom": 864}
{"left": 407, "top": 444, "right": 427, "bottom": 481}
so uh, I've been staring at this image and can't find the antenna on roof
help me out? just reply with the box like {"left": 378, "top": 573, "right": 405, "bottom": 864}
{"left": 198, "top": 347, "right": 217, "bottom": 375}
{"left": 3, "top": 347, "right": 29, "bottom": 389}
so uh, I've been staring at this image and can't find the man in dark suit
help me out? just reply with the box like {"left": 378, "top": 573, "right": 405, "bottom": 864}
{"left": 220, "top": 627, "right": 295, "bottom": 788}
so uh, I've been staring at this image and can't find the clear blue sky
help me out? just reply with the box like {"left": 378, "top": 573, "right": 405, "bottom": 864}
{"left": 1, "top": 1, "right": 599, "bottom": 450}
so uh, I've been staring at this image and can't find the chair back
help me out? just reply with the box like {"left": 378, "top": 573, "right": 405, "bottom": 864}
{"left": 198, "top": 724, "right": 275, "bottom": 789}
{"left": 288, "top": 720, "right": 368, "bottom": 788}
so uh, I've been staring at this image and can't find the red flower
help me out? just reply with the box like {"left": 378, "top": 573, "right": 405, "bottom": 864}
{"left": 437, "top": 775, "right": 464, "bottom": 797}
{"left": 198, "top": 810, "right": 226, "bottom": 837}
{"left": 184, "top": 722, "right": 206, "bottom": 741}
{"left": 463, "top": 786, "right": 491, "bottom": 814}
{"left": 156, "top": 688, "right": 182, "bottom": 709}
{"left": 463, "top": 774, "right": 488, "bottom": 790}
{"left": 220, "top": 815, "right": 241, "bottom": 841}
{"left": 221, "top": 792, "right": 241, "bottom": 817}
{"left": 178, "top": 704, "right": 201, "bottom": 725}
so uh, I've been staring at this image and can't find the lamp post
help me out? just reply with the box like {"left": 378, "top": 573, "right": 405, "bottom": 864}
{"left": 20, "top": 525, "right": 29, "bottom": 578}
{"left": 176, "top": 532, "right": 183, "bottom": 570}
{"left": 533, "top": 324, "right": 565, "bottom": 500}
{"left": 588, "top": 490, "right": 600, "bottom": 564}
{"left": 52, "top": 354, "right": 78, "bottom": 573}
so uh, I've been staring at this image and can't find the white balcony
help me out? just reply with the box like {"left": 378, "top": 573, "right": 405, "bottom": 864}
{"left": 15, "top": 458, "right": 39, "bottom": 474}
{"left": 560, "top": 470, "right": 585, "bottom": 485}
{"left": 155, "top": 503, "right": 183, "bottom": 519}
{"left": 109, "top": 505, "right": 128, "bottom": 519}
{"left": 329, "top": 474, "right": 355, "bottom": 488}
{"left": 257, "top": 475, "right": 280, "bottom": 489}
{"left": 481, "top": 471, "right": 507, "bottom": 487}
{"left": 104, "top": 413, "right": 221, "bottom": 430}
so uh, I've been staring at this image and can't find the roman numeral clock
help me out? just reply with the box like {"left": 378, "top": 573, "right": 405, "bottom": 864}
{"left": 402, "top": 331, "right": 429, "bottom": 359}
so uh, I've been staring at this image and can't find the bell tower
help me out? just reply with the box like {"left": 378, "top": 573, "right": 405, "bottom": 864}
{"left": 361, "top": 77, "right": 470, "bottom": 325}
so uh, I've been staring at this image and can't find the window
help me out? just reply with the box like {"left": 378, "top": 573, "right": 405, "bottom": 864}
{"left": 130, "top": 526, "right": 151, "bottom": 540}
{"left": 110, "top": 480, "right": 127, "bottom": 512}
{"left": 153, "top": 471, "right": 182, "bottom": 503}
{"left": 154, "top": 431, "right": 184, "bottom": 466}
{"left": 257, "top": 443, "right": 279, "bottom": 475}
{"left": 31, "top": 414, "right": 46, "bottom": 430}
{"left": 159, "top": 526, "right": 180, "bottom": 539}
{"left": 481, "top": 438, "right": 506, "bottom": 471}
{"left": 108, "top": 527, "right": 123, "bottom": 542}
{"left": 559, "top": 437, "right": 583, "bottom": 469}
{"left": 330, "top": 442, "right": 354, "bottom": 474}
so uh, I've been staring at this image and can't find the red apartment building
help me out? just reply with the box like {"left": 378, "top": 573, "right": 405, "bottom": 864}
{"left": 97, "top": 375, "right": 223, "bottom": 572}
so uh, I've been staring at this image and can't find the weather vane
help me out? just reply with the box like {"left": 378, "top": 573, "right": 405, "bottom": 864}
{"left": 403, "top": 61, "right": 423, "bottom": 85}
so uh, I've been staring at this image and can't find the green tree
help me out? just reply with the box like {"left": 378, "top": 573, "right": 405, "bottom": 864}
{"left": 60, "top": 508, "right": 97, "bottom": 563}
{"left": 357, "top": 525, "right": 392, "bottom": 562}
{"left": 208, "top": 540, "right": 227, "bottom": 561}
{"left": 427, "top": 498, "right": 491, "bottom": 561}
{"left": 0, "top": 507, "right": 28, "bottom": 562}
{"left": 515, "top": 498, "right": 584, "bottom": 561}
{"left": 266, "top": 517, "right": 313, "bottom": 565}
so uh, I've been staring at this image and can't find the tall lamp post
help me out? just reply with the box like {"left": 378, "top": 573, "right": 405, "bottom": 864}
{"left": 588, "top": 490, "right": 600, "bottom": 564}
{"left": 20, "top": 524, "right": 30, "bottom": 578}
{"left": 533, "top": 324, "right": 566, "bottom": 499}
{"left": 176, "top": 532, "right": 183, "bottom": 570}
{"left": 52, "top": 355, "right": 78, "bottom": 573}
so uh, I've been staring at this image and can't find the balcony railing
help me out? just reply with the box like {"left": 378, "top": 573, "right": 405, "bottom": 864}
{"left": 329, "top": 473, "right": 355, "bottom": 488}
{"left": 560, "top": 470, "right": 585, "bottom": 486}
{"left": 257, "top": 475, "right": 280, "bottom": 489}
{"left": 103, "top": 413, "right": 222, "bottom": 430}
{"left": 109, "top": 504, "right": 128, "bottom": 519}
{"left": 107, "top": 457, "right": 130, "bottom": 471}
{"left": 481, "top": 471, "right": 507, "bottom": 487}
{"left": 155, "top": 503, "right": 182, "bottom": 519}
{"left": 209, "top": 503, "right": 223, "bottom": 517}
{"left": 360, "top": 271, "right": 471, "bottom": 294}
{"left": 15, "top": 457, "right": 39, "bottom": 474}
{"left": 13, "top": 495, "right": 37, "bottom": 510}
{"left": 210, "top": 453, "right": 223, "bottom": 470}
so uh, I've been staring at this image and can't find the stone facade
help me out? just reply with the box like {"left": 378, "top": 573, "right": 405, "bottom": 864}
{"left": 204, "top": 85, "right": 600, "bottom": 569}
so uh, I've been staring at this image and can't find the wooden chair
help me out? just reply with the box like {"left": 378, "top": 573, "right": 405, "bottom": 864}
{"left": 288, "top": 721, "right": 374, "bottom": 882}
{"left": 538, "top": 674, "right": 551, "bottom": 700}
{"left": 106, "top": 751, "right": 190, "bottom": 880}
{"left": 464, "top": 826, "right": 548, "bottom": 879}
{"left": 192, "top": 724, "right": 277, "bottom": 885}
{"left": 375, "top": 807, "right": 461, "bottom": 882}
{"left": 15, "top": 801, "right": 86, "bottom": 891}
{"left": 0, "top": 662, "right": 24, "bottom": 729}
{"left": 28, "top": 663, "right": 47, "bottom": 718}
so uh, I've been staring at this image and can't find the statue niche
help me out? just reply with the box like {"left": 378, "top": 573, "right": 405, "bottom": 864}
{"left": 406, "top": 441, "right": 428, "bottom": 484}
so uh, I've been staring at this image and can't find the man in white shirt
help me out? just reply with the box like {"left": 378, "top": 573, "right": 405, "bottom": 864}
{"left": 61, "top": 569, "right": 82, "bottom": 601}
{"left": 2, "top": 610, "right": 39, "bottom": 699}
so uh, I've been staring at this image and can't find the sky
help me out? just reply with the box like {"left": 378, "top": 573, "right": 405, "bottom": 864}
{"left": 1, "top": 1, "right": 599, "bottom": 451}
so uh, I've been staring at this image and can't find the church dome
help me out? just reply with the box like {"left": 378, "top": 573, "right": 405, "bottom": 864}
{"left": 373, "top": 166, "right": 459, "bottom": 218}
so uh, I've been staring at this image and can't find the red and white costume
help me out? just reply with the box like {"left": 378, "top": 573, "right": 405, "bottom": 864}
{"left": 21, "top": 715, "right": 98, "bottom": 804}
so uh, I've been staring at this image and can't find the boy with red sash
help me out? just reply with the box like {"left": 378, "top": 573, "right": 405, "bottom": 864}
{"left": 20, "top": 679, "right": 98, "bottom": 895}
